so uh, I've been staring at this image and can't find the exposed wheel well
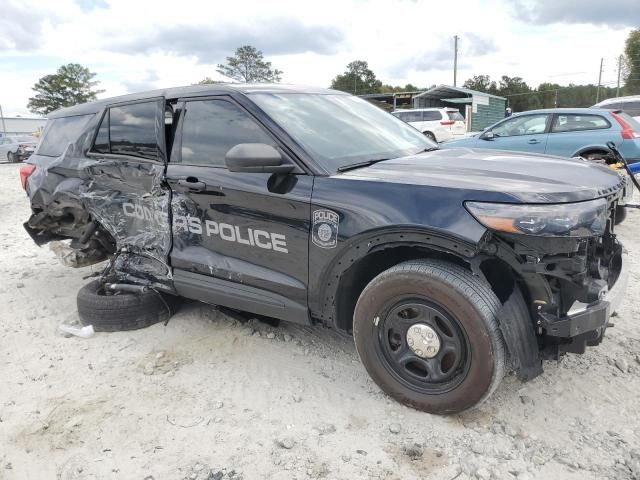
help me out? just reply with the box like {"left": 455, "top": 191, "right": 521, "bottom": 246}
{"left": 578, "top": 149, "right": 610, "bottom": 159}
{"left": 334, "top": 246, "right": 521, "bottom": 333}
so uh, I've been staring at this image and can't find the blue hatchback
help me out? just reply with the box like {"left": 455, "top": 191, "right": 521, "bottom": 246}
{"left": 442, "top": 108, "right": 640, "bottom": 163}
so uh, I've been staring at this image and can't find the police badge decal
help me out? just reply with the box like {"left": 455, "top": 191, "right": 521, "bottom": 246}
{"left": 312, "top": 209, "right": 339, "bottom": 248}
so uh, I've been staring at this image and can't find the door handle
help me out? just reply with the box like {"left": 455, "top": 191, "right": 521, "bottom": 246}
{"left": 177, "top": 178, "right": 206, "bottom": 191}
{"left": 528, "top": 139, "right": 540, "bottom": 144}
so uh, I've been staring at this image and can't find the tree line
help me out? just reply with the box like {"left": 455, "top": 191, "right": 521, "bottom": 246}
{"left": 26, "top": 29, "right": 640, "bottom": 115}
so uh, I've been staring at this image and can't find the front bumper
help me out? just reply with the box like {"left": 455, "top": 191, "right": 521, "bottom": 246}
{"left": 538, "top": 248, "right": 629, "bottom": 353}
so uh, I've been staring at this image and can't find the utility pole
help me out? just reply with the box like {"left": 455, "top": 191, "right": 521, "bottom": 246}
{"left": 554, "top": 89, "right": 559, "bottom": 108}
{"left": 453, "top": 35, "right": 459, "bottom": 87}
{"left": 616, "top": 54, "right": 623, "bottom": 97}
{"left": 0, "top": 104, "right": 6, "bottom": 138}
{"left": 596, "top": 57, "right": 604, "bottom": 103}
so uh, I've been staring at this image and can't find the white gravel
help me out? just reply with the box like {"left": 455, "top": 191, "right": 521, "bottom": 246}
{"left": 1, "top": 162, "right": 639, "bottom": 480}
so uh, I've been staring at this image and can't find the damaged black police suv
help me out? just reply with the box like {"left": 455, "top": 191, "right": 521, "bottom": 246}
{"left": 22, "top": 84, "right": 630, "bottom": 414}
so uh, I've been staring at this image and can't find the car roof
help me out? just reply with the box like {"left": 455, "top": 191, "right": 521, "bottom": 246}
{"left": 513, "top": 107, "right": 615, "bottom": 116}
{"left": 47, "top": 83, "right": 346, "bottom": 119}
{"left": 594, "top": 95, "right": 640, "bottom": 106}
{"left": 392, "top": 108, "right": 450, "bottom": 112}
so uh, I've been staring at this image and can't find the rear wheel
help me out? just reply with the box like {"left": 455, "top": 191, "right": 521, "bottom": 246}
{"left": 423, "top": 131, "right": 436, "bottom": 142}
{"left": 353, "top": 259, "right": 506, "bottom": 414}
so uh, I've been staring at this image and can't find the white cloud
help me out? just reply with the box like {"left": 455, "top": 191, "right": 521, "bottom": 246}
{"left": 0, "top": 0, "right": 634, "bottom": 116}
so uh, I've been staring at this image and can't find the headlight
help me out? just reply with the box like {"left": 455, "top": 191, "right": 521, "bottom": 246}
{"left": 465, "top": 198, "right": 608, "bottom": 237}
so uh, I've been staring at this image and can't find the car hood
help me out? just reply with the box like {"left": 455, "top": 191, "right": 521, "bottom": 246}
{"left": 337, "top": 147, "right": 625, "bottom": 203}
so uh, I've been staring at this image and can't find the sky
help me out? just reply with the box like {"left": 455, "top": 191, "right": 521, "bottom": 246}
{"left": 1, "top": 0, "right": 639, "bottom": 117}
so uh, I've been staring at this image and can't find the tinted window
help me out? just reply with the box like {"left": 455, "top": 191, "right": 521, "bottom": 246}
{"left": 109, "top": 101, "right": 160, "bottom": 160}
{"left": 447, "top": 111, "right": 464, "bottom": 121}
{"left": 38, "top": 114, "right": 93, "bottom": 157}
{"left": 552, "top": 114, "right": 610, "bottom": 133}
{"left": 180, "top": 100, "right": 274, "bottom": 167}
{"left": 93, "top": 110, "right": 109, "bottom": 153}
{"left": 491, "top": 114, "right": 548, "bottom": 137}
{"left": 622, "top": 101, "right": 640, "bottom": 117}
{"left": 404, "top": 111, "right": 423, "bottom": 122}
{"left": 423, "top": 111, "right": 442, "bottom": 121}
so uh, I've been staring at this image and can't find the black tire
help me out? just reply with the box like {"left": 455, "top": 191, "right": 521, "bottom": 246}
{"left": 7, "top": 151, "right": 16, "bottom": 163}
{"left": 353, "top": 259, "right": 506, "bottom": 414}
{"left": 423, "top": 131, "right": 436, "bottom": 142}
{"left": 77, "top": 280, "right": 176, "bottom": 331}
{"left": 615, "top": 205, "right": 627, "bottom": 225}
{"left": 581, "top": 150, "right": 610, "bottom": 164}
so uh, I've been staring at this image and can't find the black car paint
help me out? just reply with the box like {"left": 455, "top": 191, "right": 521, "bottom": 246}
{"left": 24, "top": 84, "right": 627, "bottom": 380}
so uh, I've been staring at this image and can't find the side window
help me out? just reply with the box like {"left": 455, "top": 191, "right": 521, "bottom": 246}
{"left": 179, "top": 99, "right": 274, "bottom": 167}
{"left": 109, "top": 102, "right": 160, "bottom": 160}
{"left": 401, "top": 111, "right": 423, "bottom": 122}
{"left": 38, "top": 114, "right": 94, "bottom": 157}
{"left": 551, "top": 114, "right": 610, "bottom": 133}
{"left": 423, "top": 111, "right": 442, "bottom": 121}
{"left": 93, "top": 110, "right": 109, "bottom": 153}
{"left": 491, "top": 114, "right": 548, "bottom": 137}
{"left": 623, "top": 101, "right": 640, "bottom": 117}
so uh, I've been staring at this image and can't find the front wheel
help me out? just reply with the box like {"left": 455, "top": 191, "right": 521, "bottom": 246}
{"left": 353, "top": 259, "right": 506, "bottom": 414}
{"left": 7, "top": 151, "right": 16, "bottom": 163}
{"left": 423, "top": 131, "right": 436, "bottom": 142}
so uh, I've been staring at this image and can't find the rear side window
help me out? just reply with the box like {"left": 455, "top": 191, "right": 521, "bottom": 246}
{"left": 179, "top": 99, "right": 274, "bottom": 167}
{"left": 552, "top": 114, "right": 610, "bottom": 133}
{"left": 91, "top": 100, "right": 162, "bottom": 160}
{"left": 447, "top": 111, "right": 464, "bottom": 121}
{"left": 38, "top": 114, "right": 93, "bottom": 157}
{"left": 621, "top": 101, "right": 640, "bottom": 117}
{"left": 423, "top": 111, "right": 442, "bottom": 121}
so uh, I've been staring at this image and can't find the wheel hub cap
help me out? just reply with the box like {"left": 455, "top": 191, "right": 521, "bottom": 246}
{"left": 406, "top": 323, "right": 441, "bottom": 358}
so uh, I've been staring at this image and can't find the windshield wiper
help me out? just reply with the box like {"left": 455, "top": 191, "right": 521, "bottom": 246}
{"left": 337, "top": 158, "right": 390, "bottom": 172}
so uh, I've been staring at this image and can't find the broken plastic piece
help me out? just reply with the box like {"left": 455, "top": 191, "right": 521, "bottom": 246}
{"left": 59, "top": 324, "right": 95, "bottom": 338}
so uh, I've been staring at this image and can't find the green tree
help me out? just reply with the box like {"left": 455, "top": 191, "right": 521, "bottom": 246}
{"left": 216, "top": 46, "right": 283, "bottom": 83}
{"left": 463, "top": 75, "right": 498, "bottom": 95}
{"left": 624, "top": 29, "right": 640, "bottom": 95}
{"left": 27, "top": 63, "right": 104, "bottom": 115}
{"left": 193, "top": 77, "right": 225, "bottom": 85}
{"left": 497, "top": 76, "right": 532, "bottom": 112}
{"left": 534, "top": 82, "right": 562, "bottom": 108}
{"left": 330, "top": 60, "right": 382, "bottom": 95}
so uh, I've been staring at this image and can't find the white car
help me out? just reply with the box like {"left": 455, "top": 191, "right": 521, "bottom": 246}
{"left": 392, "top": 108, "right": 467, "bottom": 142}
{"left": 593, "top": 95, "right": 640, "bottom": 121}
{"left": 0, "top": 136, "right": 38, "bottom": 163}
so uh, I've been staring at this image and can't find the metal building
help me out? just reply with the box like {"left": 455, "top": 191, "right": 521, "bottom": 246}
{"left": 413, "top": 85, "right": 506, "bottom": 131}
{"left": 0, "top": 116, "right": 47, "bottom": 137}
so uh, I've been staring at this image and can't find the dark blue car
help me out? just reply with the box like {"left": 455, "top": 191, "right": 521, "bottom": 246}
{"left": 443, "top": 108, "right": 640, "bottom": 163}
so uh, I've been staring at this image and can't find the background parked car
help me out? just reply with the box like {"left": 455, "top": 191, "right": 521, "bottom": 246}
{"left": 442, "top": 108, "right": 640, "bottom": 163}
{"left": 392, "top": 108, "right": 466, "bottom": 143}
{"left": 0, "top": 136, "right": 38, "bottom": 163}
{"left": 594, "top": 95, "right": 640, "bottom": 121}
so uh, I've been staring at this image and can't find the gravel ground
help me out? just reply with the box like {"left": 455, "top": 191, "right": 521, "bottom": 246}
{"left": 1, "top": 162, "right": 639, "bottom": 480}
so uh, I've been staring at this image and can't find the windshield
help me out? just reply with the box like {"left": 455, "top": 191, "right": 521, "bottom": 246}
{"left": 250, "top": 93, "right": 435, "bottom": 172}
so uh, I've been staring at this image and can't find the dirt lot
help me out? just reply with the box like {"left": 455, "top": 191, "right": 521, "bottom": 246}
{"left": 1, "top": 162, "right": 639, "bottom": 480}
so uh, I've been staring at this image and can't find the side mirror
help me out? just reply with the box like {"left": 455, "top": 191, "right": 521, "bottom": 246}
{"left": 225, "top": 143, "right": 295, "bottom": 173}
{"left": 481, "top": 131, "right": 495, "bottom": 141}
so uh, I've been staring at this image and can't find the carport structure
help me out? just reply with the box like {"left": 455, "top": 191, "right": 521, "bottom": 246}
{"left": 413, "top": 85, "right": 506, "bottom": 131}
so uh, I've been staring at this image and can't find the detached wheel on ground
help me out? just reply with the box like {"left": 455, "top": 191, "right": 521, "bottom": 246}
{"left": 353, "top": 259, "right": 506, "bottom": 414}
{"left": 77, "top": 280, "right": 177, "bottom": 331}
{"left": 615, "top": 205, "right": 627, "bottom": 225}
